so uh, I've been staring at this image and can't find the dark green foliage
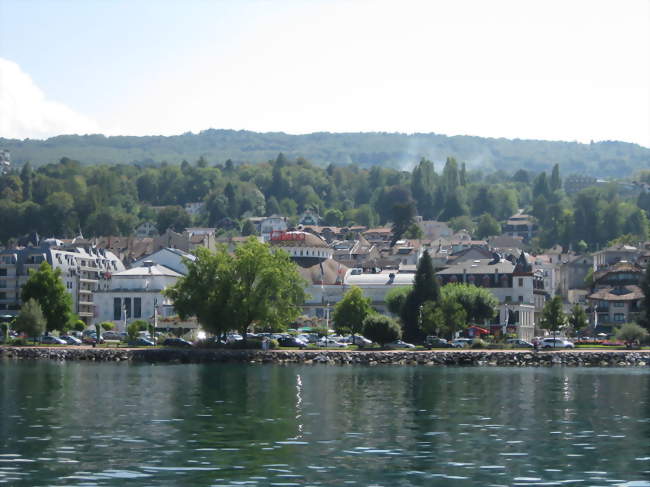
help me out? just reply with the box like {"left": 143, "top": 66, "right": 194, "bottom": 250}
{"left": 21, "top": 262, "right": 73, "bottom": 332}
{"left": 640, "top": 264, "right": 650, "bottom": 330}
{"left": 390, "top": 201, "right": 417, "bottom": 246}
{"left": 362, "top": 314, "right": 401, "bottom": 346}
{"left": 401, "top": 250, "right": 440, "bottom": 342}
{"left": 540, "top": 296, "right": 566, "bottom": 335}
{"left": 156, "top": 206, "right": 192, "bottom": 234}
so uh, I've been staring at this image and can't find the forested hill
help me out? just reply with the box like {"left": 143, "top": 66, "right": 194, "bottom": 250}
{"left": 2, "top": 130, "right": 648, "bottom": 176}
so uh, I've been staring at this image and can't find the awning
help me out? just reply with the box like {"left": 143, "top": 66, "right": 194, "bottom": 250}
{"left": 469, "top": 325, "right": 489, "bottom": 334}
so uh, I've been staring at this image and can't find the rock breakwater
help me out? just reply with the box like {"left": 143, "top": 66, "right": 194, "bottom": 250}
{"left": 1, "top": 347, "right": 650, "bottom": 366}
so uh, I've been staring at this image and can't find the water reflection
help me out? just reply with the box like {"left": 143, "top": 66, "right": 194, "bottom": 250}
{"left": 0, "top": 361, "right": 649, "bottom": 486}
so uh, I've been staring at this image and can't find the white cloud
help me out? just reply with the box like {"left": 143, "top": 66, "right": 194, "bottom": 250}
{"left": 0, "top": 58, "right": 98, "bottom": 139}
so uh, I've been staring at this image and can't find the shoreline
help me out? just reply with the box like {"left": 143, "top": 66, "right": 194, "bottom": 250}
{"left": 1, "top": 346, "right": 650, "bottom": 366}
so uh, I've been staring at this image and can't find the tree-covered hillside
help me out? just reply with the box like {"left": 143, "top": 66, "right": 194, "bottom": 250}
{"left": 2, "top": 130, "right": 648, "bottom": 176}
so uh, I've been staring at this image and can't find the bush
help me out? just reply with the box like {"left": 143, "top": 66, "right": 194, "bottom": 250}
{"left": 615, "top": 323, "right": 649, "bottom": 348}
{"left": 471, "top": 338, "right": 487, "bottom": 349}
{"left": 9, "top": 338, "right": 27, "bottom": 346}
{"left": 362, "top": 315, "right": 401, "bottom": 346}
{"left": 100, "top": 321, "right": 115, "bottom": 331}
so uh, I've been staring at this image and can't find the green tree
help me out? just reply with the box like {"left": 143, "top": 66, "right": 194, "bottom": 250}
{"left": 567, "top": 304, "right": 588, "bottom": 337}
{"left": 14, "top": 298, "right": 46, "bottom": 342}
{"left": 100, "top": 321, "right": 115, "bottom": 331}
{"left": 156, "top": 206, "right": 191, "bottom": 234}
{"left": 401, "top": 250, "right": 440, "bottom": 342}
{"left": 639, "top": 263, "right": 650, "bottom": 330}
{"left": 550, "top": 163, "right": 561, "bottom": 192}
{"left": 475, "top": 213, "right": 501, "bottom": 239}
{"left": 127, "top": 319, "right": 149, "bottom": 342}
{"left": 323, "top": 208, "right": 344, "bottom": 227}
{"left": 73, "top": 320, "right": 86, "bottom": 333}
{"left": 390, "top": 201, "right": 416, "bottom": 246}
{"left": 441, "top": 283, "right": 498, "bottom": 324}
{"left": 332, "top": 286, "right": 373, "bottom": 337}
{"left": 165, "top": 239, "right": 306, "bottom": 341}
{"left": 362, "top": 314, "right": 401, "bottom": 346}
{"left": 21, "top": 262, "right": 73, "bottom": 333}
{"left": 420, "top": 298, "right": 467, "bottom": 339}
{"left": 385, "top": 286, "right": 411, "bottom": 316}
{"left": 615, "top": 322, "right": 648, "bottom": 348}
{"left": 540, "top": 296, "right": 566, "bottom": 340}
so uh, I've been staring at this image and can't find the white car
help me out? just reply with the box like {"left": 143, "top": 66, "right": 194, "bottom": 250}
{"left": 541, "top": 338, "right": 574, "bottom": 349}
{"left": 386, "top": 340, "right": 416, "bottom": 349}
{"left": 451, "top": 338, "right": 472, "bottom": 348}
{"left": 317, "top": 338, "right": 348, "bottom": 348}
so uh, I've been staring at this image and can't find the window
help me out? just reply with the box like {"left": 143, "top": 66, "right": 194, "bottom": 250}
{"left": 113, "top": 298, "right": 121, "bottom": 320}
{"left": 0, "top": 292, "right": 5, "bottom": 300}
{"left": 505, "top": 296, "right": 512, "bottom": 303}
{"left": 124, "top": 298, "right": 132, "bottom": 319}
{"left": 518, "top": 278, "right": 523, "bottom": 287}
{"left": 518, "top": 296, "right": 523, "bottom": 303}
{"left": 614, "top": 313, "right": 625, "bottom": 322}
{"left": 134, "top": 298, "right": 141, "bottom": 318}
{"left": 613, "top": 302, "right": 624, "bottom": 308}
{"left": 0, "top": 269, "right": 6, "bottom": 276}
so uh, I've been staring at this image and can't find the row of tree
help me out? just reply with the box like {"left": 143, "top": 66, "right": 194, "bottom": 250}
{"left": 1, "top": 153, "right": 649, "bottom": 252}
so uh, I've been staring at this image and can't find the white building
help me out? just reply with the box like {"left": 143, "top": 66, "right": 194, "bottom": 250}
{"left": 0, "top": 240, "right": 124, "bottom": 324}
{"left": 131, "top": 247, "right": 195, "bottom": 276}
{"left": 94, "top": 261, "right": 183, "bottom": 331}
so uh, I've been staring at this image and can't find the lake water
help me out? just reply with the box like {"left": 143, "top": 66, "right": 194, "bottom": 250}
{"left": 1, "top": 361, "right": 650, "bottom": 486}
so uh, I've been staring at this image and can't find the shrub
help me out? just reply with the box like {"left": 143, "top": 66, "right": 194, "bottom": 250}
{"left": 615, "top": 323, "right": 649, "bottom": 348}
{"left": 9, "top": 337, "right": 27, "bottom": 346}
{"left": 100, "top": 321, "right": 115, "bottom": 331}
{"left": 73, "top": 320, "right": 86, "bottom": 333}
{"left": 362, "top": 315, "right": 401, "bottom": 346}
{"left": 471, "top": 338, "right": 487, "bottom": 349}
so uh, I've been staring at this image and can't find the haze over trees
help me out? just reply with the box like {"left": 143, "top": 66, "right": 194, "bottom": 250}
{"left": 2, "top": 130, "right": 648, "bottom": 177}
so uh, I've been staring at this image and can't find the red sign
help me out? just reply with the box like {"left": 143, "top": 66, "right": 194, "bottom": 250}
{"left": 270, "top": 231, "right": 306, "bottom": 242}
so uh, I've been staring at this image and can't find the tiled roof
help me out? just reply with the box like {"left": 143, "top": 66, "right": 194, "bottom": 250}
{"left": 588, "top": 285, "right": 643, "bottom": 301}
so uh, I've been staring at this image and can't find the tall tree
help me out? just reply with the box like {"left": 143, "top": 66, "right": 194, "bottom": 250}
{"left": 390, "top": 201, "right": 416, "bottom": 246}
{"left": 550, "top": 163, "right": 562, "bottom": 191}
{"left": 333, "top": 286, "right": 373, "bottom": 338}
{"left": 21, "top": 262, "right": 72, "bottom": 333}
{"left": 639, "top": 264, "right": 650, "bottom": 331}
{"left": 401, "top": 250, "right": 440, "bottom": 342}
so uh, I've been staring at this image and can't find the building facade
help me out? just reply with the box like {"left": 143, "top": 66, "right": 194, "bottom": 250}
{"left": 0, "top": 241, "right": 124, "bottom": 324}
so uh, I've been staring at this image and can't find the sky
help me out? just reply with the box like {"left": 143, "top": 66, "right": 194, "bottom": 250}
{"left": 0, "top": 0, "right": 648, "bottom": 146}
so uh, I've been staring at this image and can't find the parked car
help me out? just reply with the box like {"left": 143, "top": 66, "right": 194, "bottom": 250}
{"left": 162, "top": 337, "right": 194, "bottom": 348}
{"left": 349, "top": 335, "right": 372, "bottom": 347}
{"left": 102, "top": 331, "right": 121, "bottom": 341}
{"left": 60, "top": 335, "right": 82, "bottom": 345}
{"left": 426, "top": 336, "right": 452, "bottom": 348}
{"left": 40, "top": 335, "right": 67, "bottom": 345}
{"left": 278, "top": 336, "right": 308, "bottom": 348}
{"left": 129, "top": 337, "right": 155, "bottom": 347}
{"left": 316, "top": 338, "right": 347, "bottom": 348}
{"left": 386, "top": 340, "right": 416, "bottom": 349}
{"left": 541, "top": 338, "right": 574, "bottom": 349}
{"left": 507, "top": 339, "right": 534, "bottom": 348}
{"left": 451, "top": 338, "right": 473, "bottom": 348}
